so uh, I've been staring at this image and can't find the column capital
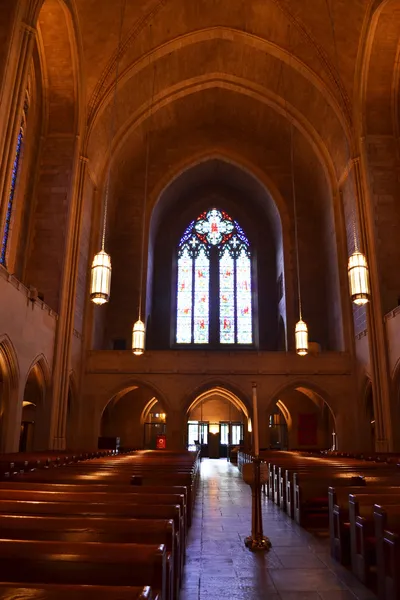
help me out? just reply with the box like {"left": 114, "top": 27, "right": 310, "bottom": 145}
{"left": 21, "top": 22, "right": 37, "bottom": 36}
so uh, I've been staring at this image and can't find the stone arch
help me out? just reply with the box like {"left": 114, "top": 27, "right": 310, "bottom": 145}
{"left": 99, "top": 379, "right": 169, "bottom": 450}
{"left": 20, "top": 354, "right": 50, "bottom": 451}
{"left": 0, "top": 335, "right": 19, "bottom": 452}
{"left": 183, "top": 381, "right": 251, "bottom": 455}
{"left": 186, "top": 387, "right": 249, "bottom": 420}
{"left": 94, "top": 81, "right": 346, "bottom": 354}
{"left": 96, "top": 74, "right": 339, "bottom": 192}
{"left": 20, "top": 0, "right": 83, "bottom": 312}
{"left": 391, "top": 359, "right": 400, "bottom": 450}
{"left": 145, "top": 156, "right": 285, "bottom": 352}
{"left": 268, "top": 379, "right": 337, "bottom": 451}
{"left": 182, "top": 379, "right": 251, "bottom": 416}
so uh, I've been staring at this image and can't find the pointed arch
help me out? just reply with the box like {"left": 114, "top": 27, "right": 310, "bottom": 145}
{"left": 0, "top": 335, "right": 20, "bottom": 452}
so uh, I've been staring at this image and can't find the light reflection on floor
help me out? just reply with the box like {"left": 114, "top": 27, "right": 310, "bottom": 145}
{"left": 182, "top": 459, "right": 376, "bottom": 600}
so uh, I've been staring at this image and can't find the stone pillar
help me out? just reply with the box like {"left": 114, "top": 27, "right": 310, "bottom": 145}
{"left": 166, "top": 410, "right": 185, "bottom": 451}
{"left": 355, "top": 152, "right": 393, "bottom": 451}
{"left": 49, "top": 155, "right": 88, "bottom": 449}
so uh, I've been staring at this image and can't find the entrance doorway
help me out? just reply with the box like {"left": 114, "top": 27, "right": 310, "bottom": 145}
{"left": 187, "top": 421, "right": 209, "bottom": 456}
{"left": 219, "top": 422, "right": 243, "bottom": 457}
{"left": 187, "top": 420, "right": 243, "bottom": 458}
{"left": 144, "top": 421, "right": 167, "bottom": 449}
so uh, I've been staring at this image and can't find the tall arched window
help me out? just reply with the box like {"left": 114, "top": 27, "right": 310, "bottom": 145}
{"left": 176, "top": 208, "right": 253, "bottom": 346}
{"left": 0, "top": 94, "right": 29, "bottom": 266}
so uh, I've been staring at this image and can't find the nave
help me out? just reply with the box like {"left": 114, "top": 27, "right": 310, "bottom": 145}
{"left": 183, "top": 459, "right": 376, "bottom": 600}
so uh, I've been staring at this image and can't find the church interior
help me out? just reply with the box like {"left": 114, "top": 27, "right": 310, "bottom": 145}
{"left": 1, "top": 0, "right": 400, "bottom": 598}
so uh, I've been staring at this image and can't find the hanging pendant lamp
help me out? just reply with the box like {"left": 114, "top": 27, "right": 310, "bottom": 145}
{"left": 348, "top": 209, "right": 370, "bottom": 309}
{"left": 90, "top": 0, "right": 126, "bottom": 305}
{"left": 295, "top": 319, "right": 308, "bottom": 356}
{"left": 348, "top": 250, "right": 370, "bottom": 305}
{"left": 290, "top": 121, "right": 308, "bottom": 356}
{"left": 132, "top": 33, "right": 156, "bottom": 356}
{"left": 90, "top": 250, "right": 112, "bottom": 305}
{"left": 132, "top": 318, "right": 146, "bottom": 355}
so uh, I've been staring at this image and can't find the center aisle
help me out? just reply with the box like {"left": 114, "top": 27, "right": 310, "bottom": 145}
{"left": 182, "top": 459, "right": 376, "bottom": 600}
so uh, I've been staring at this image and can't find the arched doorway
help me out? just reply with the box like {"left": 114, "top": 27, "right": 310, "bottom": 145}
{"left": 268, "top": 403, "right": 289, "bottom": 450}
{"left": 100, "top": 384, "right": 168, "bottom": 451}
{"left": 268, "top": 385, "right": 336, "bottom": 451}
{"left": 0, "top": 338, "right": 19, "bottom": 452}
{"left": 141, "top": 398, "right": 167, "bottom": 449}
{"left": 20, "top": 362, "right": 47, "bottom": 452}
{"left": 186, "top": 386, "right": 248, "bottom": 458}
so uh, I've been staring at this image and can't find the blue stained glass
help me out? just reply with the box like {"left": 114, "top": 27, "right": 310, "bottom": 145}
{"left": 176, "top": 247, "right": 193, "bottom": 343}
{"left": 219, "top": 246, "right": 235, "bottom": 343}
{"left": 1, "top": 125, "right": 24, "bottom": 265}
{"left": 193, "top": 246, "right": 210, "bottom": 343}
{"left": 236, "top": 248, "right": 252, "bottom": 344}
{"left": 176, "top": 207, "right": 252, "bottom": 346}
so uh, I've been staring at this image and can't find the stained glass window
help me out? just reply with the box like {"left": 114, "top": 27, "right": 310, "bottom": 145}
{"left": 176, "top": 208, "right": 253, "bottom": 345}
{"left": 1, "top": 98, "right": 28, "bottom": 266}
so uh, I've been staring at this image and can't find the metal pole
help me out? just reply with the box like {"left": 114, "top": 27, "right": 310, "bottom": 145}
{"left": 244, "top": 383, "right": 271, "bottom": 552}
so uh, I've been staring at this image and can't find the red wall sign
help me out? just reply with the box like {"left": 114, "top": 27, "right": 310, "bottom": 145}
{"left": 156, "top": 434, "right": 167, "bottom": 449}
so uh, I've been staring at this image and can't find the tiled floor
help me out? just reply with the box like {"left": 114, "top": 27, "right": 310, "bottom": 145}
{"left": 182, "top": 459, "right": 377, "bottom": 600}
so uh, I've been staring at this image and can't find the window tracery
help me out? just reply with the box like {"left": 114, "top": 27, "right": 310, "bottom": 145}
{"left": 176, "top": 209, "right": 252, "bottom": 345}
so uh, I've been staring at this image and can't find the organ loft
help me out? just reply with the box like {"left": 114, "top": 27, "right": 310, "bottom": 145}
{"left": 0, "top": 1, "right": 400, "bottom": 599}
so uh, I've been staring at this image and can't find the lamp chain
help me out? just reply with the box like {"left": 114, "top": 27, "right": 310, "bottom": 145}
{"left": 284, "top": 24, "right": 303, "bottom": 321}
{"left": 101, "top": 0, "right": 127, "bottom": 251}
{"left": 290, "top": 119, "right": 302, "bottom": 321}
{"left": 325, "top": 0, "right": 359, "bottom": 255}
{"left": 138, "top": 27, "right": 157, "bottom": 321}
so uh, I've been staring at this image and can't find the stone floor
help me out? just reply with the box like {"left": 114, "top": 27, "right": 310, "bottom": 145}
{"left": 182, "top": 459, "right": 377, "bottom": 600}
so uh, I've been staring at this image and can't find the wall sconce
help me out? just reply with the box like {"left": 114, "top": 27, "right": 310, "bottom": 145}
{"left": 209, "top": 424, "right": 219, "bottom": 435}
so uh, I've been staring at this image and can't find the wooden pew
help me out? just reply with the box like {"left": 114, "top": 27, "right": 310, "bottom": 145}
{"left": 0, "top": 499, "right": 183, "bottom": 587}
{"left": 293, "top": 474, "right": 367, "bottom": 527}
{"left": 0, "top": 583, "right": 155, "bottom": 599}
{"left": 0, "top": 514, "right": 178, "bottom": 600}
{"left": 348, "top": 493, "right": 400, "bottom": 585}
{"left": 328, "top": 486, "right": 400, "bottom": 565}
{"left": 0, "top": 490, "right": 187, "bottom": 534}
{"left": 0, "top": 540, "right": 167, "bottom": 599}
{"left": 374, "top": 504, "right": 400, "bottom": 600}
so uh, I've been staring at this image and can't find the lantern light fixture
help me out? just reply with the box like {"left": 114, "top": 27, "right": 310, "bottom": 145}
{"left": 348, "top": 250, "right": 370, "bottom": 305}
{"left": 295, "top": 319, "right": 308, "bottom": 356}
{"left": 132, "top": 318, "right": 145, "bottom": 356}
{"left": 90, "top": 0, "right": 126, "bottom": 305}
{"left": 90, "top": 250, "right": 112, "bottom": 305}
{"left": 348, "top": 218, "right": 370, "bottom": 306}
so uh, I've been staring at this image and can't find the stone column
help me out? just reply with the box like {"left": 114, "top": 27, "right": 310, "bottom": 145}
{"left": 354, "top": 153, "right": 393, "bottom": 451}
{"left": 166, "top": 410, "right": 186, "bottom": 450}
{"left": 49, "top": 155, "right": 88, "bottom": 449}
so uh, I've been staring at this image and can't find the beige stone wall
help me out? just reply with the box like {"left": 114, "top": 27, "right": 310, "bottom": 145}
{"left": 0, "top": 0, "right": 399, "bottom": 454}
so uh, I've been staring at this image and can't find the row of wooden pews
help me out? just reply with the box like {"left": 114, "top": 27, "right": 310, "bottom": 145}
{"left": 0, "top": 449, "right": 200, "bottom": 600}
{"left": 0, "top": 449, "right": 120, "bottom": 479}
{"left": 238, "top": 450, "right": 400, "bottom": 600}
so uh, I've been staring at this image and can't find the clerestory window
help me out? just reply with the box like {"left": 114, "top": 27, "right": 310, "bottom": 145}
{"left": 176, "top": 208, "right": 253, "bottom": 346}
{"left": 0, "top": 95, "right": 29, "bottom": 267}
